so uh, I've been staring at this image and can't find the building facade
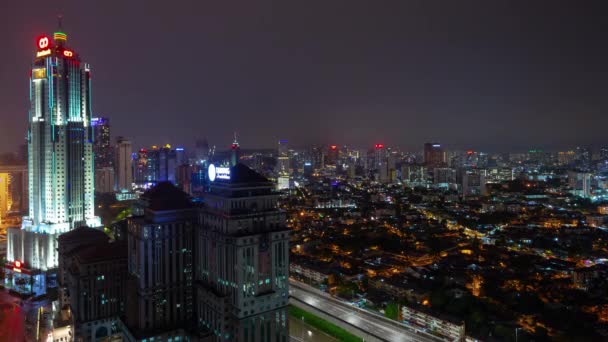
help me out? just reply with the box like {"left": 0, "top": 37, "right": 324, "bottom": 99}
{"left": 196, "top": 163, "right": 290, "bottom": 341}
{"left": 57, "top": 227, "right": 127, "bottom": 342}
{"left": 92, "top": 117, "right": 113, "bottom": 169}
{"left": 424, "top": 143, "right": 447, "bottom": 168}
{"left": 95, "top": 167, "right": 115, "bottom": 194}
{"left": 277, "top": 140, "right": 290, "bottom": 190}
{"left": 5, "top": 29, "right": 100, "bottom": 295}
{"left": 115, "top": 137, "right": 133, "bottom": 191}
{"left": 123, "top": 182, "right": 196, "bottom": 340}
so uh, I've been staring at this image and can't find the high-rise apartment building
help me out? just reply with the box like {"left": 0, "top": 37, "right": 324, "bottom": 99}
{"left": 123, "top": 182, "right": 196, "bottom": 341}
{"left": 133, "top": 148, "right": 149, "bottom": 186}
{"left": 0, "top": 173, "right": 11, "bottom": 224}
{"left": 601, "top": 147, "right": 608, "bottom": 162}
{"left": 95, "top": 167, "right": 115, "bottom": 193}
{"left": 92, "top": 117, "right": 113, "bottom": 169}
{"left": 6, "top": 29, "right": 100, "bottom": 295}
{"left": 568, "top": 171, "right": 592, "bottom": 198}
{"left": 197, "top": 163, "right": 290, "bottom": 341}
{"left": 424, "top": 143, "right": 447, "bottom": 168}
{"left": 277, "top": 139, "right": 290, "bottom": 189}
{"left": 558, "top": 151, "right": 577, "bottom": 166}
{"left": 115, "top": 137, "right": 133, "bottom": 191}
{"left": 575, "top": 146, "right": 592, "bottom": 168}
{"left": 462, "top": 170, "right": 487, "bottom": 197}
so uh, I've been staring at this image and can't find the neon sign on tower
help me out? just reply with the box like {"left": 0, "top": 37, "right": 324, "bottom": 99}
{"left": 6, "top": 27, "right": 100, "bottom": 296}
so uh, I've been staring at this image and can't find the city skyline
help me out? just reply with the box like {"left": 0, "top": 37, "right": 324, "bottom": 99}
{"left": 2, "top": 4, "right": 608, "bottom": 342}
{"left": 1, "top": 1, "right": 608, "bottom": 153}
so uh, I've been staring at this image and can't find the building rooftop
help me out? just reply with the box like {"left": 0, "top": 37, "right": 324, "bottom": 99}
{"left": 58, "top": 226, "right": 109, "bottom": 254}
{"left": 141, "top": 181, "right": 193, "bottom": 211}
{"left": 215, "top": 163, "right": 271, "bottom": 185}
{"left": 74, "top": 240, "right": 127, "bottom": 264}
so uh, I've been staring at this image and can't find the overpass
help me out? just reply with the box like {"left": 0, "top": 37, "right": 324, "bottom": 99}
{"left": 289, "top": 279, "right": 442, "bottom": 342}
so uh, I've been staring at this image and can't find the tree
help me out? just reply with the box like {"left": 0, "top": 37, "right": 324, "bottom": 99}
{"left": 385, "top": 302, "right": 399, "bottom": 320}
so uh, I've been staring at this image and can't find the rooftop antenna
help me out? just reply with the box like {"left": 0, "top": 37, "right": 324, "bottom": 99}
{"left": 58, "top": 14, "right": 63, "bottom": 30}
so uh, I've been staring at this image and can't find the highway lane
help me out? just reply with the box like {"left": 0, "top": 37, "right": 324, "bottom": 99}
{"left": 290, "top": 280, "right": 438, "bottom": 342}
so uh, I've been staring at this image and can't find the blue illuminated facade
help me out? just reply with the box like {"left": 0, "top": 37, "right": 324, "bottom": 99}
{"left": 5, "top": 30, "right": 100, "bottom": 295}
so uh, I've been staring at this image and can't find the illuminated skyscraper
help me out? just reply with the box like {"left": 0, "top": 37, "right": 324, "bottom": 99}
{"left": 424, "top": 142, "right": 447, "bottom": 168}
{"left": 198, "top": 163, "right": 290, "bottom": 341}
{"left": 277, "top": 139, "right": 290, "bottom": 189}
{"left": 230, "top": 133, "right": 241, "bottom": 166}
{"left": 6, "top": 29, "right": 100, "bottom": 294}
{"left": 92, "top": 117, "right": 112, "bottom": 169}
{"left": 0, "top": 173, "right": 11, "bottom": 224}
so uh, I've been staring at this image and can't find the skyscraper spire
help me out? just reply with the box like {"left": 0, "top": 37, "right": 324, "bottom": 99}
{"left": 230, "top": 132, "right": 240, "bottom": 166}
{"left": 233, "top": 131, "right": 239, "bottom": 146}
{"left": 54, "top": 15, "right": 68, "bottom": 44}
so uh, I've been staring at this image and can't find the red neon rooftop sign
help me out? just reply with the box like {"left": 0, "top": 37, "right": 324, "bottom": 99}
{"left": 38, "top": 36, "right": 50, "bottom": 49}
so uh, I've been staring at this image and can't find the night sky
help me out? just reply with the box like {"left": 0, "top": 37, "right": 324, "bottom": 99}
{"left": 1, "top": 1, "right": 607, "bottom": 153}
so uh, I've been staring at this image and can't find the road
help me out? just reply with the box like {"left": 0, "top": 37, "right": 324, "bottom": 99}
{"left": 289, "top": 315, "right": 338, "bottom": 342}
{"left": 289, "top": 280, "right": 438, "bottom": 342}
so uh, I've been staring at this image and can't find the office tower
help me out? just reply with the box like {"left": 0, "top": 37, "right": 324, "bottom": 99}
{"left": 575, "top": 146, "right": 592, "bottom": 168}
{"left": 326, "top": 145, "right": 339, "bottom": 165}
{"left": 462, "top": 170, "right": 487, "bottom": 197}
{"left": 0, "top": 164, "right": 28, "bottom": 216}
{"left": 176, "top": 164, "right": 192, "bottom": 194}
{"left": 123, "top": 182, "right": 196, "bottom": 340}
{"left": 401, "top": 165, "right": 427, "bottom": 186}
{"left": 424, "top": 143, "right": 447, "bottom": 168}
{"left": 434, "top": 167, "right": 456, "bottom": 185}
{"left": 371, "top": 144, "right": 391, "bottom": 183}
{"left": 0, "top": 173, "right": 11, "bottom": 224}
{"left": 133, "top": 148, "right": 149, "bottom": 185}
{"left": 303, "top": 162, "right": 313, "bottom": 178}
{"left": 277, "top": 140, "right": 290, "bottom": 190}
{"left": 486, "top": 167, "right": 514, "bottom": 183}
{"left": 568, "top": 171, "right": 592, "bottom": 198}
{"left": 147, "top": 147, "right": 160, "bottom": 183}
{"left": 92, "top": 117, "right": 113, "bottom": 169}
{"left": 197, "top": 163, "right": 290, "bottom": 341}
{"left": 277, "top": 140, "right": 290, "bottom": 175}
{"left": 95, "top": 167, "right": 115, "bottom": 193}
{"left": 558, "top": 151, "right": 577, "bottom": 166}
{"left": 57, "top": 227, "right": 127, "bottom": 341}
{"left": 176, "top": 147, "right": 186, "bottom": 166}
{"left": 311, "top": 146, "right": 325, "bottom": 171}
{"left": 115, "top": 137, "right": 133, "bottom": 192}
{"left": 601, "top": 147, "right": 608, "bottom": 162}
{"left": 165, "top": 146, "right": 177, "bottom": 184}
{"left": 231, "top": 133, "right": 241, "bottom": 166}
{"left": 6, "top": 29, "right": 100, "bottom": 295}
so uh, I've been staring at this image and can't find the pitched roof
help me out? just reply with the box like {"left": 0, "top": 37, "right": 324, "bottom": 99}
{"left": 74, "top": 240, "right": 127, "bottom": 263}
{"left": 58, "top": 226, "right": 107, "bottom": 242}
{"left": 215, "top": 163, "right": 270, "bottom": 184}
{"left": 141, "top": 181, "right": 193, "bottom": 211}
